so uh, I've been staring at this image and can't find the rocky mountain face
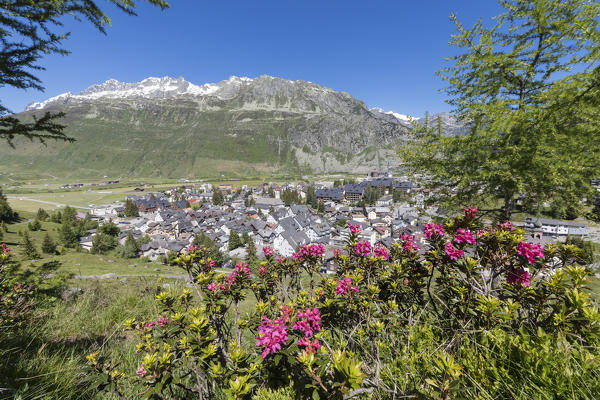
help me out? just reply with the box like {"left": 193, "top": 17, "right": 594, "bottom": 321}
{"left": 5, "top": 76, "right": 463, "bottom": 178}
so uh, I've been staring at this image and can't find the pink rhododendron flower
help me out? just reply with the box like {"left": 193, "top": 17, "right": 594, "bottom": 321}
{"left": 506, "top": 268, "right": 531, "bottom": 287}
{"left": 256, "top": 316, "right": 288, "bottom": 359}
{"left": 258, "top": 265, "right": 266, "bottom": 276}
{"left": 349, "top": 224, "right": 362, "bottom": 234}
{"left": 298, "top": 337, "right": 322, "bottom": 354}
{"left": 424, "top": 223, "right": 445, "bottom": 239}
{"left": 374, "top": 246, "right": 389, "bottom": 260}
{"left": 477, "top": 229, "right": 487, "bottom": 238}
{"left": 497, "top": 221, "right": 514, "bottom": 231}
{"left": 208, "top": 259, "right": 216, "bottom": 268}
{"left": 187, "top": 244, "right": 198, "bottom": 253}
{"left": 464, "top": 206, "right": 478, "bottom": 218}
{"left": 516, "top": 241, "right": 544, "bottom": 264}
{"left": 400, "top": 234, "right": 418, "bottom": 253}
{"left": 333, "top": 249, "right": 342, "bottom": 258}
{"left": 157, "top": 317, "right": 167, "bottom": 326}
{"left": 354, "top": 241, "right": 372, "bottom": 256}
{"left": 136, "top": 365, "right": 147, "bottom": 378}
{"left": 444, "top": 242, "right": 464, "bottom": 261}
{"left": 309, "top": 243, "right": 325, "bottom": 257}
{"left": 453, "top": 228, "right": 476, "bottom": 245}
{"left": 144, "top": 321, "right": 156, "bottom": 328}
{"left": 293, "top": 243, "right": 326, "bottom": 260}
{"left": 226, "top": 262, "right": 251, "bottom": 287}
{"left": 335, "top": 277, "right": 359, "bottom": 295}
{"left": 276, "top": 256, "right": 286, "bottom": 264}
{"left": 235, "top": 261, "right": 251, "bottom": 275}
{"left": 207, "top": 282, "right": 218, "bottom": 291}
{"left": 294, "top": 308, "right": 322, "bottom": 338}
{"left": 263, "top": 246, "right": 274, "bottom": 257}
{"left": 281, "top": 305, "right": 294, "bottom": 323}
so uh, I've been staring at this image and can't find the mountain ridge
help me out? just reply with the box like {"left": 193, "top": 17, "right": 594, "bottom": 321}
{"left": 6, "top": 75, "right": 466, "bottom": 178}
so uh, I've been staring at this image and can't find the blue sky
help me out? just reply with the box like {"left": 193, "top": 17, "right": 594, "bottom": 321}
{"left": 3, "top": 0, "right": 503, "bottom": 116}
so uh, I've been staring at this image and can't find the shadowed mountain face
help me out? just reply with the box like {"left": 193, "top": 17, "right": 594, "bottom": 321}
{"left": 3, "top": 76, "right": 464, "bottom": 179}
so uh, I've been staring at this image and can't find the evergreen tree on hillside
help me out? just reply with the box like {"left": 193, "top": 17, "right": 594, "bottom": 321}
{"left": 62, "top": 206, "right": 77, "bottom": 225}
{"left": 306, "top": 186, "right": 318, "bottom": 209}
{"left": 59, "top": 223, "right": 79, "bottom": 248}
{"left": 212, "top": 191, "right": 225, "bottom": 206}
{"left": 50, "top": 210, "right": 62, "bottom": 223}
{"left": 317, "top": 200, "right": 325, "bottom": 213}
{"left": 99, "top": 221, "right": 119, "bottom": 237}
{"left": 246, "top": 238, "right": 257, "bottom": 263}
{"left": 242, "top": 231, "right": 249, "bottom": 245}
{"left": 36, "top": 208, "right": 49, "bottom": 221}
{"left": 228, "top": 230, "right": 241, "bottom": 251}
{"left": 399, "top": 0, "right": 600, "bottom": 220}
{"left": 124, "top": 200, "right": 140, "bottom": 217}
{"left": 41, "top": 232, "right": 57, "bottom": 254}
{"left": 0, "top": 189, "right": 18, "bottom": 223}
{"left": 22, "top": 231, "right": 40, "bottom": 260}
{"left": 116, "top": 231, "right": 139, "bottom": 258}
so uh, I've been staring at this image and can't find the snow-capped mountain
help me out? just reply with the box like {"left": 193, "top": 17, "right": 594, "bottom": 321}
{"left": 25, "top": 76, "right": 254, "bottom": 111}
{"left": 11, "top": 74, "right": 467, "bottom": 178}
{"left": 370, "top": 107, "right": 416, "bottom": 123}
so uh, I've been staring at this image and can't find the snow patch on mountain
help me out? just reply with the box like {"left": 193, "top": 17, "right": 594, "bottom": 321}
{"left": 370, "top": 107, "right": 416, "bottom": 123}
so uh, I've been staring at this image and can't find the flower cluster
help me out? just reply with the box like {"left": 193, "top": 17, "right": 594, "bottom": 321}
{"left": 187, "top": 244, "right": 199, "bottom": 253}
{"left": 298, "top": 337, "right": 322, "bottom": 354}
{"left": 424, "top": 223, "right": 445, "bottom": 239}
{"left": 256, "top": 316, "right": 288, "bottom": 359}
{"left": 354, "top": 241, "right": 372, "bottom": 256}
{"left": 516, "top": 241, "right": 544, "bottom": 264}
{"left": 373, "top": 246, "right": 389, "bottom": 260}
{"left": 262, "top": 246, "right": 274, "bottom": 257}
{"left": 207, "top": 282, "right": 225, "bottom": 292}
{"left": 144, "top": 317, "right": 169, "bottom": 329}
{"left": 226, "top": 262, "right": 251, "bottom": 287}
{"left": 400, "top": 234, "right": 418, "bottom": 253}
{"left": 136, "top": 365, "right": 147, "bottom": 378}
{"left": 258, "top": 264, "right": 267, "bottom": 276}
{"left": 293, "top": 308, "right": 322, "bottom": 338}
{"left": 335, "top": 277, "right": 359, "bottom": 295}
{"left": 1, "top": 243, "right": 9, "bottom": 255}
{"left": 445, "top": 242, "right": 464, "bottom": 261}
{"left": 293, "top": 243, "right": 325, "bottom": 260}
{"left": 349, "top": 224, "right": 362, "bottom": 234}
{"left": 281, "top": 304, "right": 294, "bottom": 323}
{"left": 497, "top": 221, "right": 514, "bottom": 231}
{"left": 464, "top": 206, "right": 478, "bottom": 218}
{"left": 453, "top": 228, "right": 476, "bottom": 245}
{"left": 506, "top": 268, "right": 531, "bottom": 287}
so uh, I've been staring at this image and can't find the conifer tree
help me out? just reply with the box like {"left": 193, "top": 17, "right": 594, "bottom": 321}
{"left": 22, "top": 231, "right": 40, "bottom": 260}
{"left": 36, "top": 208, "right": 49, "bottom": 221}
{"left": 246, "top": 238, "right": 257, "bottom": 263}
{"left": 0, "top": 0, "right": 170, "bottom": 146}
{"left": 124, "top": 200, "right": 140, "bottom": 217}
{"left": 228, "top": 230, "right": 241, "bottom": 251}
{"left": 399, "top": 0, "right": 600, "bottom": 220}
{"left": 41, "top": 232, "right": 57, "bottom": 254}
